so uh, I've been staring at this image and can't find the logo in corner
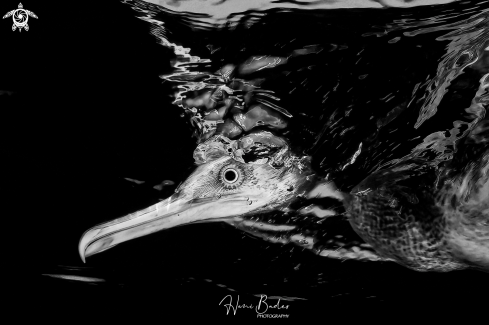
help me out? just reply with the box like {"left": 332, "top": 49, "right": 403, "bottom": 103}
{"left": 3, "top": 3, "right": 37, "bottom": 32}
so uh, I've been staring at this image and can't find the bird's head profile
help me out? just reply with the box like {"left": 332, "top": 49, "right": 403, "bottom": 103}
{"left": 78, "top": 133, "right": 317, "bottom": 262}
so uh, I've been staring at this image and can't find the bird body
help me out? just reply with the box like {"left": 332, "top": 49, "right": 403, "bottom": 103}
{"left": 347, "top": 166, "right": 469, "bottom": 272}
{"left": 79, "top": 129, "right": 488, "bottom": 272}
{"left": 346, "top": 127, "right": 489, "bottom": 272}
{"left": 78, "top": 52, "right": 489, "bottom": 272}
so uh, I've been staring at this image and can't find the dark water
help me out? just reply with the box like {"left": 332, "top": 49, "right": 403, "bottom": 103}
{"left": 2, "top": 0, "right": 488, "bottom": 321}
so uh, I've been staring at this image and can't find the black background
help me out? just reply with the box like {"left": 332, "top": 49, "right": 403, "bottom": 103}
{"left": 2, "top": 0, "right": 488, "bottom": 322}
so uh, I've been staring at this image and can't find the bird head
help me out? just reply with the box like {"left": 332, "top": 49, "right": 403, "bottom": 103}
{"left": 78, "top": 134, "right": 316, "bottom": 262}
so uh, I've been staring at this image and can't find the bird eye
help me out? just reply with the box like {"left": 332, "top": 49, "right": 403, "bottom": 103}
{"left": 219, "top": 164, "right": 245, "bottom": 189}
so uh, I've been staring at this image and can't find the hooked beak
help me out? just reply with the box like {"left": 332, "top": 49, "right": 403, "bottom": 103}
{"left": 78, "top": 193, "right": 254, "bottom": 262}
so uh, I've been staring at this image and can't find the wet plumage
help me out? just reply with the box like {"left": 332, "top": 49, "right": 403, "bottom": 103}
{"left": 346, "top": 122, "right": 489, "bottom": 272}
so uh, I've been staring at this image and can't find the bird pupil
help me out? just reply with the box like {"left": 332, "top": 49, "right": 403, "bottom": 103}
{"left": 224, "top": 170, "right": 237, "bottom": 182}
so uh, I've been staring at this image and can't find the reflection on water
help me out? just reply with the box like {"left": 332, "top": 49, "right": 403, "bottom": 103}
{"left": 143, "top": 0, "right": 462, "bottom": 23}
{"left": 38, "top": 0, "right": 489, "bottom": 315}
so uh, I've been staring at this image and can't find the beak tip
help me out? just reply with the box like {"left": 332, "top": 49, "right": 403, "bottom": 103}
{"left": 78, "top": 233, "right": 91, "bottom": 264}
{"left": 78, "top": 244, "right": 86, "bottom": 263}
{"left": 78, "top": 227, "right": 102, "bottom": 263}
